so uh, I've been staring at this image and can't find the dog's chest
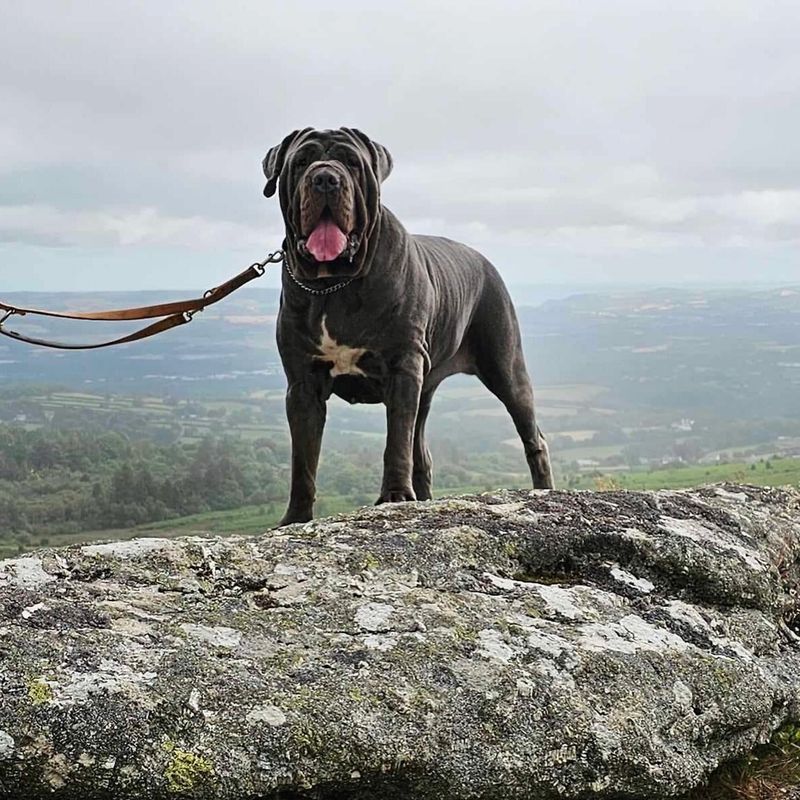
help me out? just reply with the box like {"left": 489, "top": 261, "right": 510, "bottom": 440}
{"left": 312, "top": 316, "right": 368, "bottom": 377}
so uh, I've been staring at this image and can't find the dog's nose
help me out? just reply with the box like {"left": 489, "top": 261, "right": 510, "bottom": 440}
{"left": 311, "top": 169, "right": 340, "bottom": 194}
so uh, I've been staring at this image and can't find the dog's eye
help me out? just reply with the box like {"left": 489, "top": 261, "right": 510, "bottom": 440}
{"left": 347, "top": 156, "right": 360, "bottom": 169}
{"left": 295, "top": 156, "right": 309, "bottom": 170}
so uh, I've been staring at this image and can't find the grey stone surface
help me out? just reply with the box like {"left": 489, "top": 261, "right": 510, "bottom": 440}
{"left": 0, "top": 484, "right": 799, "bottom": 799}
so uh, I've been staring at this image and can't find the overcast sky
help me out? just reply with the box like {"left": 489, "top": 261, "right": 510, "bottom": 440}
{"left": 2, "top": 0, "right": 799, "bottom": 292}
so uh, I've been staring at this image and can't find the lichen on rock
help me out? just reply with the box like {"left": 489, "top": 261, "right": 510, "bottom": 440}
{"left": 0, "top": 483, "right": 798, "bottom": 799}
{"left": 162, "top": 741, "right": 215, "bottom": 794}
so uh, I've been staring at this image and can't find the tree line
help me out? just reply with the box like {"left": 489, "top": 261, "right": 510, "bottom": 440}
{"left": 0, "top": 427, "right": 288, "bottom": 537}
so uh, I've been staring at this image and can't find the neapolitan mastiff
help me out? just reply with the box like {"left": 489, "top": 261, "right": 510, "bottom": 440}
{"left": 263, "top": 127, "right": 553, "bottom": 526}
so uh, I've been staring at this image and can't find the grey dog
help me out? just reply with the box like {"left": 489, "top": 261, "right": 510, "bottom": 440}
{"left": 263, "top": 127, "right": 553, "bottom": 526}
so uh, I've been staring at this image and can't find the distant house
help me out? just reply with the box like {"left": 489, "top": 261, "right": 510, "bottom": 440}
{"left": 671, "top": 418, "right": 694, "bottom": 432}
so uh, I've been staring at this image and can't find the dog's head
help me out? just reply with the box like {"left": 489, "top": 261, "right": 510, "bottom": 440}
{"left": 262, "top": 127, "right": 393, "bottom": 280}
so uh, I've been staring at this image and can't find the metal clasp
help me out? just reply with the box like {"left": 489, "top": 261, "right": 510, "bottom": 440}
{"left": 251, "top": 249, "right": 285, "bottom": 275}
{"left": 0, "top": 308, "right": 18, "bottom": 328}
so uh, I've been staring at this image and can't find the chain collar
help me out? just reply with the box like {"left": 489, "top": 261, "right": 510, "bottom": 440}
{"left": 284, "top": 254, "right": 356, "bottom": 296}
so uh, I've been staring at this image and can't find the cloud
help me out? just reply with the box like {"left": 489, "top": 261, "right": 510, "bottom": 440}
{"left": 1, "top": 0, "right": 799, "bottom": 288}
{"left": 0, "top": 205, "right": 277, "bottom": 250}
{"left": 394, "top": 155, "right": 800, "bottom": 249}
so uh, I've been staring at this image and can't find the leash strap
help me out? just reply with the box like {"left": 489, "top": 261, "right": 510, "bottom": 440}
{"left": 0, "top": 252, "right": 283, "bottom": 350}
{"left": 0, "top": 311, "right": 192, "bottom": 351}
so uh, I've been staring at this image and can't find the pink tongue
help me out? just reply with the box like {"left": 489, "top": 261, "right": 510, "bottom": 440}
{"left": 306, "top": 218, "right": 348, "bottom": 262}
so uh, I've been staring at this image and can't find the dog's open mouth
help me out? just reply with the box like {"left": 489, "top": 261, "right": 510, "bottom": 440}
{"left": 298, "top": 209, "right": 361, "bottom": 277}
{"left": 306, "top": 210, "right": 348, "bottom": 262}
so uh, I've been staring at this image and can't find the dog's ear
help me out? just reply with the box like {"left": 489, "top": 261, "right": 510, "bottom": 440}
{"left": 262, "top": 128, "right": 312, "bottom": 198}
{"left": 345, "top": 128, "right": 393, "bottom": 184}
{"left": 370, "top": 138, "right": 393, "bottom": 184}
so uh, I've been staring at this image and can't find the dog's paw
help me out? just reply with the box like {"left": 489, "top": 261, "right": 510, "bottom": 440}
{"left": 375, "top": 489, "right": 416, "bottom": 505}
{"left": 274, "top": 510, "right": 313, "bottom": 528}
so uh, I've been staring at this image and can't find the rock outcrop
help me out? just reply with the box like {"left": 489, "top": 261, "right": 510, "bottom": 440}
{"left": 1, "top": 484, "right": 799, "bottom": 799}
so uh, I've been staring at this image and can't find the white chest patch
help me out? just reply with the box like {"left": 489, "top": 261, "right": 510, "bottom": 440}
{"left": 313, "top": 317, "right": 367, "bottom": 377}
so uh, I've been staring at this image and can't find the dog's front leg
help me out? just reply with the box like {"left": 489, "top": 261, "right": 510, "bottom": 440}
{"left": 378, "top": 353, "right": 424, "bottom": 504}
{"left": 278, "top": 378, "right": 328, "bottom": 526}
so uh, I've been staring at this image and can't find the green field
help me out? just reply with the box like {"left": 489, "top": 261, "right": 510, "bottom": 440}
{"left": 4, "top": 459, "right": 795, "bottom": 561}
{"left": 576, "top": 457, "right": 800, "bottom": 491}
{"left": 3, "top": 381, "right": 800, "bottom": 559}
{"left": 130, "top": 459, "right": 798, "bottom": 540}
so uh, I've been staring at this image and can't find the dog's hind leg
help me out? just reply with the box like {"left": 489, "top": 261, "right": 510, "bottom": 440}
{"left": 377, "top": 351, "right": 425, "bottom": 504}
{"left": 412, "top": 389, "right": 435, "bottom": 500}
{"left": 413, "top": 358, "right": 468, "bottom": 501}
{"left": 469, "top": 300, "right": 554, "bottom": 490}
{"left": 478, "top": 358, "right": 554, "bottom": 489}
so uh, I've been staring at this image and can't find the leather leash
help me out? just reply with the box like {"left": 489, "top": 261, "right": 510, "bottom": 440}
{"left": 0, "top": 250, "right": 284, "bottom": 351}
